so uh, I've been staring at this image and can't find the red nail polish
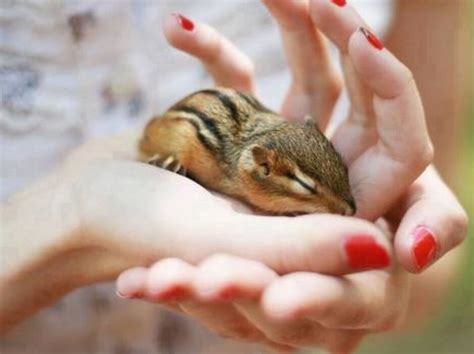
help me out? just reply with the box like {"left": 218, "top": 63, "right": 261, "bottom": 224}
{"left": 412, "top": 226, "right": 437, "bottom": 270}
{"left": 344, "top": 235, "right": 390, "bottom": 269}
{"left": 154, "top": 286, "right": 186, "bottom": 301}
{"left": 218, "top": 286, "right": 238, "bottom": 301}
{"left": 359, "top": 27, "right": 384, "bottom": 50}
{"left": 332, "top": 0, "right": 347, "bottom": 6}
{"left": 173, "top": 13, "right": 194, "bottom": 31}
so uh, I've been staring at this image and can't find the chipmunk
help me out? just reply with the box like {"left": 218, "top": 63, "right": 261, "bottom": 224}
{"left": 139, "top": 87, "right": 356, "bottom": 216}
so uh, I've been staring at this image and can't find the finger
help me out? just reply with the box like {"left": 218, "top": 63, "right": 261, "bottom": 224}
{"left": 234, "top": 298, "right": 363, "bottom": 352}
{"left": 310, "top": 1, "right": 434, "bottom": 220}
{"left": 144, "top": 258, "right": 195, "bottom": 300}
{"left": 308, "top": 0, "right": 377, "bottom": 162}
{"left": 163, "top": 13, "right": 255, "bottom": 93}
{"left": 116, "top": 267, "right": 148, "bottom": 299}
{"left": 179, "top": 300, "right": 266, "bottom": 343}
{"left": 392, "top": 167, "right": 469, "bottom": 273}
{"left": 180, "top": 212, "right": 392, "bottom": 276}
{"left": 187, "top": 254, "right": 295, "bottom": 350}
{"left": 262, "top": 270, "right": 408, "bottom": 332}
{"left": 347, "top": 27, "right": 434, "bottom": 219}
{"left": 262, "top": 0, "right": 341, "bottom": 128}
{"left": 177, "top": 302, "right": 294, "bottom": 352}
{"left": 193, "top": 254, "right": 278, "bottom": 302}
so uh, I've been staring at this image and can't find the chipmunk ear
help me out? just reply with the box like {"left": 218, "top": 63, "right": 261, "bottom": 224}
{"left": 251, "top": 146, "right": 275, "bottom": 176}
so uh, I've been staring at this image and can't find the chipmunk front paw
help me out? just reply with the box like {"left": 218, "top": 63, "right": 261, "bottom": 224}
{"left": 147, "top": 154, "right": 186, "bottom": 175}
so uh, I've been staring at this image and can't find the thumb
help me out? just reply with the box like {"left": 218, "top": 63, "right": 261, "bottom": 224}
{"left": 393, "top": 167, "right": 468, "bottom": 273}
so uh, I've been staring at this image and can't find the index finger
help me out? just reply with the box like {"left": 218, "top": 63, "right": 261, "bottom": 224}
{"left": 309, "top": 0, "right": 433, "bottom": 219}
{"left": 163, "top": 13, "right": 255, "bottom": 94}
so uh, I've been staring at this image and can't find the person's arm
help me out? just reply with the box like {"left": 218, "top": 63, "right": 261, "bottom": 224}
{"left": 0, "top": 131, "right": 392, "bottom": 335}
{"left": 386, "top": 0, "right": 470, "bottom": 184}
{"left": 0, "top": 171, "right": 88, "bottom": 333}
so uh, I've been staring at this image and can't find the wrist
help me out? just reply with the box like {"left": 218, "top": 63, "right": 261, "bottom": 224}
{"left": 1, "top": 170, "right": 78, "bottom": 281}
{"left": 0, "top": 171, "right": 88, "bottom": 332}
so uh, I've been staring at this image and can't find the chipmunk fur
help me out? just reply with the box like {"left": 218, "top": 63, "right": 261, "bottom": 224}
{"left": 139, "top": 87, "right": 355, "bottom": 216}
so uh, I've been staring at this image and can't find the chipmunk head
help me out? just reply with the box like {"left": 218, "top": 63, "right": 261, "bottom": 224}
{"left": 239, "top": 117, "right": 356, "bottom": 216}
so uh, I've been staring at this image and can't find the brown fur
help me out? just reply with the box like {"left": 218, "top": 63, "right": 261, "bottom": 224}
{"left": 139, "top": 87, "right": 355, "bottom": 216}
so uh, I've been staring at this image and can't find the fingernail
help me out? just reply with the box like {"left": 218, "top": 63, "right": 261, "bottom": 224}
{"left": 217, "top": 287, "right": 238, "bottom": 301}
{"left": 116, "top": 290, "right": 141, "bottom": 299}
{"left": 152, "top": 286, "right": 186, "bottom": 301}
{"left": 359, "top": 27, "right": 384, "bottom": 50}
{"left": 331, "top": 0, "right": 347, "bottom": 6}
{"left": 116, "top": 290, "right": 131, "bottom": 299}
{"left": 412, "top": 226, "right": 437, "bottom": 271}
{"left": 173, "top": 13, "right": 194, "bottom": 31}
{"left": 344, "top": 235, "right": 390, "bottom": 269}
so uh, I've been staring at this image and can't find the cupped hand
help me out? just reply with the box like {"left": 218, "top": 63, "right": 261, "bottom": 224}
{"left": 116, "top": 165, "right": 466, "bottom": 353}
{"left": 160, "top": 0, "right": 467, "bottom": 273}
{"left": 60, "top": 123, "right": 391, "bottom": 284}
{"left": 113, "top": 1, "right": 468, "bottom": 352}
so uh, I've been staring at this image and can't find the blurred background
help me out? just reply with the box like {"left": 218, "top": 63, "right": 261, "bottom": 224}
{"left": 0, "top": 0, "right": 472, "bottom": 353}
{"left": 362, "top": 1, "right": 473, "bottom": 352}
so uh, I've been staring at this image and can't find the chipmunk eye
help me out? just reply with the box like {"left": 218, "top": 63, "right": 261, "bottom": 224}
{"left": 285, "top": 172, "right": 317, "bottom": 194}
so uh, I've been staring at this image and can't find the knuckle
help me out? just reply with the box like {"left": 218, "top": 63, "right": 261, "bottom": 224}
{"left": 403, "top": 141, "right": 434, "bottom": 172}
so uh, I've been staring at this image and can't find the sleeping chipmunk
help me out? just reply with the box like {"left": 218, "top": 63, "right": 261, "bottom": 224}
{"left": 139, "top": 87, "right": 356, "bottom": 216}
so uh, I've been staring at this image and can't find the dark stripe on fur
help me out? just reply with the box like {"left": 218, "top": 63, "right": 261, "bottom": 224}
{"left": 186, "top": 119, "right": 218, "bottom": 152}
{"left": 173, "top": 105, "right": 223, "bottom": 142}
{"left": 200, "top": 89, "right": 240, "bottom": 124}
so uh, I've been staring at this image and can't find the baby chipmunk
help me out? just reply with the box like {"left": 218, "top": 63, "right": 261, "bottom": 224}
{"left": 139, "top": 87, "right": 356, "bottom": 216}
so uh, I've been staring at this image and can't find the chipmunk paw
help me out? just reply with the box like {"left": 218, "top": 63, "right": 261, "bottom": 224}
{"left": 147, "top": 154, "right": 186, "bottom": 175}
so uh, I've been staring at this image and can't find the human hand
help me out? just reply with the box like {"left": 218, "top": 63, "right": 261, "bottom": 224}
{"left": 160, "top": 0, "right": 466, "bottom": 273}
{"left": 116, "top": 165, "right": 467, "bottom": 353}
{"left": 113, "top": 1, "right": 468, "bottom": 352}
{"left": 57, "top": 129, "right": 392, "bottom": 286}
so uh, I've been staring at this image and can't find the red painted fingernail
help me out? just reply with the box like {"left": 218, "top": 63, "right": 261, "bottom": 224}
{"left": 153, "top": 286, "right": 187, "bottom": 301}
{"left": 344, "top": 235, "right": 390, "bottom": 269}
{"left": 360, "top": 27, "right": 384, "bottom": 50}
{"left": 331, "top": 0, "right": 347, "bottom": 7}
{"left": 173, "top": 13, "right": 194, "bottom": 31}
{"left": 412, "top": 226, "right": 437, "bottom": 271}
{"left": 218, "top": 286, "right": 238, "bottom": 301}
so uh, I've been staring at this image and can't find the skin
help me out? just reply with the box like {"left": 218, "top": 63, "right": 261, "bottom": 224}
{"left": 116, "top": 1, "right": 468, "bottom": 353}
{"left": 0, "top": 128, "right": 393, "bottom": 334}
{"left": 0, "top": 0, "right": 468, "bottom": 352}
